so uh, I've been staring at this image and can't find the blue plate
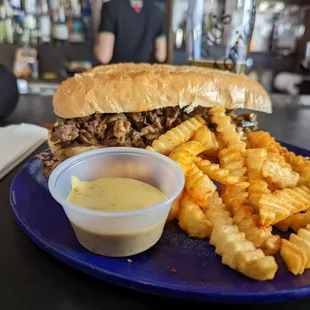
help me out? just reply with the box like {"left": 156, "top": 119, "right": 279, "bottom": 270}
{"left": 9, "top": 143, "right": 310, "bottom": 304}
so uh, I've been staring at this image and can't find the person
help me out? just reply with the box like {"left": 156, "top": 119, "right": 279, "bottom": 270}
{"left": 94, "top": 0, "right": 167, "bottom": 64}
{"left": 0, "top": 64, "right": 19, "bottom": 119}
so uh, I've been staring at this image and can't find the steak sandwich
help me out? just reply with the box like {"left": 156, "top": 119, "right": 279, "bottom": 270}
{"left": 37, "top": 63, "right": 272, "bottom": 177}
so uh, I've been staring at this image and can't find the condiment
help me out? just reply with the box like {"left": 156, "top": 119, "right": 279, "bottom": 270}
{"left": 71, "top": 219, "right": 166, "bottom": 257}
{"left": 66, "top": 176, "right": 167, "bottom": 257}
{"left": 67, "top": 176, "right": 166, "bottom": 212}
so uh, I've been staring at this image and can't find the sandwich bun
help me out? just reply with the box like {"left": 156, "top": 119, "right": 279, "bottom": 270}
{"left": 53, "top": 63, "right": 272, "bottom": 119}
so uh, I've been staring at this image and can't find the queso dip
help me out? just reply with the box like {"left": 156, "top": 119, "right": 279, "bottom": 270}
{"left": 66, "top": 176, "right": 167, "bottom": 257}
{"left": 67, "top": 176, "right": 166, "bottom": 212}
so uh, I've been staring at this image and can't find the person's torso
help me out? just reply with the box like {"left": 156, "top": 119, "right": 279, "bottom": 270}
{"left": 109, "top": 0, "right": 163, "bottom": 63}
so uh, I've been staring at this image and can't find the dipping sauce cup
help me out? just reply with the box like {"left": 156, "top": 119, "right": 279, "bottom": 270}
{"left": 48, "top": 147, "right": 185, "bottom": 257}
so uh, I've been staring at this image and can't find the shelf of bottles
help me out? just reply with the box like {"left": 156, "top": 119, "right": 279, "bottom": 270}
{"left": 0, "top": 0, "right": 91, "bottom": 46}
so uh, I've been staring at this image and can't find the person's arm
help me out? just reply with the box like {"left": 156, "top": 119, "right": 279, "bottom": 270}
{"left": 154, "top": 35, "right": 167, "bottom": 63}
{"left": 94, "top": 33, "right": 115, "bottom": 65}
{"left": 154, "top": 10, "right": 167, "bottom": 63}
{"left": 94, "top": 2, "right": 116, "bottom": 65}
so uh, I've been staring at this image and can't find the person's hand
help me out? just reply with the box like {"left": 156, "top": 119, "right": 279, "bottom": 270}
{"left": 274, "top": 72, "right": 303, "bottom": 96}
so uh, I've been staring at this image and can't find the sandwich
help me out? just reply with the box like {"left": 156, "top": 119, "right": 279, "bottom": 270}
{"left": 36, "top": 63, "right": 272, "bottom": 177}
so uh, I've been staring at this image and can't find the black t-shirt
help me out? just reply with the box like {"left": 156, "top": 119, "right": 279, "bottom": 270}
{"left": 98, "top": 0, "right": 166, "bottom": 64}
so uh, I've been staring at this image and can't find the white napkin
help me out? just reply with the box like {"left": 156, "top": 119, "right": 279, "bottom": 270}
{"left": 0, "top": 123, "right": 48, "bottom": 180}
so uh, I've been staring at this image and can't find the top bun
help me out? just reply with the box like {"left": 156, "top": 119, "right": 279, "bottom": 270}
{"left": 53, "top": 63, "right": 272, "bottom": 119}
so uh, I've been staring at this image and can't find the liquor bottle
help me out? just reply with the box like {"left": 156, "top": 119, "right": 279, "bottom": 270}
{"left": 81, "top": 0, "right": 91, "bottom": 42}
{"left": 38, "top": 0, "right": 51, "bottom": 43}
{"left": 4, "top": 0, "right": 14, "bottom": 44}
{"left": 10, "top": 0, "right": 22, "bottom": 13}
{"left": 0, "top": 2, "right": 5, "bottom": 43}
{"left": 68, "top": 0, "right": 84, "bottom": 43}
{"left": 13, "top": 14, "right": 24, "bottom": 45}
{"left": 23, "top": 11, "right": 37, "bottom": 45}
{"left": 51, "top": 0, "right": 69, "bottom": 46}
{"left": 22, "top": 0, "right": 36, "bottom": 14}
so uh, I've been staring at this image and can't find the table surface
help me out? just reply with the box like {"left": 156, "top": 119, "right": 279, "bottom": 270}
{"left": 1, "top": 95, "right": 310, "bottom": 309}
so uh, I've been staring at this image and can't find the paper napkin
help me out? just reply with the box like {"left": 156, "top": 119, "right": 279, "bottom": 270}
{"left": 0, "top": 123, "right": 48, "bottom": 180}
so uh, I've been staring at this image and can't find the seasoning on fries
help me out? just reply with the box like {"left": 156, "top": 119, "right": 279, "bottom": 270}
{"left": 149, "top": 106, "right": 310, "bottom": 281}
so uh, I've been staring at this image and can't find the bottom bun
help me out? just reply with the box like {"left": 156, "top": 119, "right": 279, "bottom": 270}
{"left": 48, "top": 138, "right": 104, "bottom": 160}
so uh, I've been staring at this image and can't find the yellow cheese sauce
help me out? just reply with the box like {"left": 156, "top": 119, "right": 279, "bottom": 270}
{"left": 67, "top": 176, "right": 166, "bottom": 212}
{"left": 71, "top": 219, "right": 166, "bottom": 257}
{"left": 66, "top": 176, "right": 167, "bottom": 257}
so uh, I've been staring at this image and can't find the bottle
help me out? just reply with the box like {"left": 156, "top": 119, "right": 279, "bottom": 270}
{"left": 4, "top": 0, "right": 14, "bottom": 44}
{"left": 13, "top": 28, "right": 38, "bottom": 79}
{"left": 38, "top": 0, "right": 51, "bottom": 43}
{"left": 0, "top": 3, "right": 5, "bottom": 43}
{"left": 13, "top": 14, "right": 24, "bottom": 45}
{"left": 69, "top": 0, "right": 84, "bottom": 43}
{"left": 10, "top": 0, "right": 22, "bottom": 13}
{"left": 51, "top": 0, "right": 68, "bottom": 46}
{"left": 81, "top": 0, "right": 91, "bottom": 42}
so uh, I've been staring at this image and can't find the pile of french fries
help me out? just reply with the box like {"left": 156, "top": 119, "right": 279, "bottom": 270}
{"left": 146, "top": 105, "right": 310, "bottom": 281}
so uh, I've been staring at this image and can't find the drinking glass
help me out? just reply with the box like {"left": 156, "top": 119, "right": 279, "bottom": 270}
{"left": 186, "top": 0, "right": 257, "bottom": 74}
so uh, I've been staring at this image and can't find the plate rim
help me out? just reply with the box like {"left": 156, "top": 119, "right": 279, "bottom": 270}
{"left": 9, "top": 142, "right": 310, "bottom": 304}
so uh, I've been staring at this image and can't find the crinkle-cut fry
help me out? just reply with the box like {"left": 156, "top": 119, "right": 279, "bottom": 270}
{"left": 247, "top": 131, "right": 310, "bottom": 176}
{"left": 298, "top": 176, "right": 308, "bottom": 187}
{"left": 177, "top": 192, "right": 213, "bottom": 238}
{"left": 247, "top": 131, "right": 282, "bottom": 151}
{"left": 205, "top": 192, "right": 234, "bottom": 227}
{"left": 169, "top": 141, "right": 206, "bottom": 174}
{"left": 289, "top": 233, "right": 310, "bottom": 268}
{"left": 233, "top": 204, "right": 280, "bottom": 255}
{"left": 146, "top": 116, "right": 205, "bottom": 155}
{"left": 225, "top": 148, "right": 279, "bottom": 255}
{"left": 261, "top": 160, "right": 299, "bottom": 189}
{"left": 192, "top": 125, "right": 220, "bottom": 157}
{"left": 245, "top": 148, "right": 267, "bottom": 178}
{"left": 219, "top": 147, "right": 279, "bottom": 255}
{"left": 275, "top": 212, "right": 310, "bottom": 232}
{"left": 283, "top": 151, "right": 310, "bottom": 173}
{"left": 280, "top": 225, "right": 310, "bottom": 274}
{"left": 280, "top": 239, "right": 307, "bottom": 275}
{"left": 195, "top": 159, "right": 240, "bottom": 185}
{"left": 206, "top": 193, "right": 278, "bottom": 281}
{"left": 301, "top": 168, "right": 310, "bottom": 188}
{"left": 219, "top": 148, "right": 249, "bottom": 210}
{"left": 266, "top": 152, "right": 286, "bottom": 165}
{"left": 245, "top": 148, "right": 270, "bottom": 208}
{"left": 267, "top": 182, "right": 278, "bottom": 192}
{"left": 185, "top": 164, "right": 217, "bottom": 208}
{"left": 219, "top": 148, "right": 247, "bottom": 178}
{"left": 258, "top": 186, "right": 310, "bottom": 226}
{"left": 166, "top": 192, "right": 183, "bottom": 223}
{"left": 248, "top": 179, "right": 270, "bottom": 209}
{"left": 221, "top": 183, "right": 250, "bottom": 210}
{"left": 209, "top": 106, "right": 246, "bottom": 152}
{"left": 231, "top": 250, "right": 277, "bottom": 281}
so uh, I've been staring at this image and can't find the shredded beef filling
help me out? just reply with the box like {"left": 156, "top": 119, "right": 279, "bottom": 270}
{"left": 37, "top": 107, "right": 257, "bottom": 178}
{"left": 49, "top": 106, "right": 212, "bottom": 148}
{"left": 36, "top": 152, "right": 62, "bottom": 178}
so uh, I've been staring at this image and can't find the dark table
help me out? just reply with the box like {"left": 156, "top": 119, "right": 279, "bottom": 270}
{"left": 1, "top": 95, "right": 310, "bottom": 310}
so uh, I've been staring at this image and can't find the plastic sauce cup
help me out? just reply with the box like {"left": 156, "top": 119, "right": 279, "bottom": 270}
{"left": 48, "top": 147, "right": 185, "bottom": 257}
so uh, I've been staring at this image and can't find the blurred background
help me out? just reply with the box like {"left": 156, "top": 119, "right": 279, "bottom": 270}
{"left": 0, "top": 0, "right": 309, "bottom": 98}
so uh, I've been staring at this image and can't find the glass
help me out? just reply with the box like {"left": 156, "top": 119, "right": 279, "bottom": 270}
{"left": 271, "top": 5, "right": 305, "bottom": 56}
{"left": 186, "top": 0, "right": 257, "bottom": 74}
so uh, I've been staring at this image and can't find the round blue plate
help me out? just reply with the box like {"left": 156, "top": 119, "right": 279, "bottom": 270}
{"left": 9, "top": 143, "right": 310, "bottom": 304}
